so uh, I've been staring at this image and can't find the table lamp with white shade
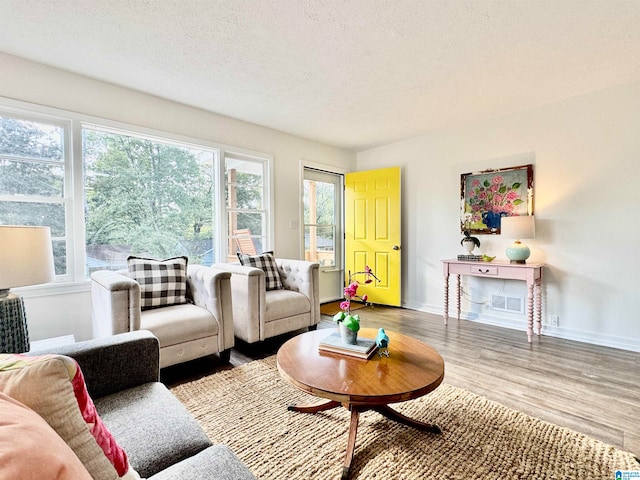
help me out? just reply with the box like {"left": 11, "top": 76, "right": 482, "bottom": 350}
{"left": 501, "top": 215, "right": 535, "bottom": 264}
{"left": 0, "top": 225, "right": 55, "bottom": 353}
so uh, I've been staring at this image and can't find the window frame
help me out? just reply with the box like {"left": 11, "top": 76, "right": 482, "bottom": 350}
{"left": 0, "top": 97, "right": 273, "bottom": 291}
{"left": 222, "top": 149, "right": 273, "bottom": 260}
{"left": 0, "top": 106, "right": 75, "bottom": 283}
{"left": 81, "top": 122, "right": 221, "bottom": 274}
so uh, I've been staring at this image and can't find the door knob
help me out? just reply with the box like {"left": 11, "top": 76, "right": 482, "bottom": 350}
{"left": 393, "top": 245, "right": 400, "bottom": 250}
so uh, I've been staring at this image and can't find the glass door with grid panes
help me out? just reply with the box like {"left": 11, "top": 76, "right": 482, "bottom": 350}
{"left": 303, "top": 168, "right": 343, "bottom": 303}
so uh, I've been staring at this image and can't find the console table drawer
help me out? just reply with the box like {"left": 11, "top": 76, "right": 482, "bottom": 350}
{"left": 470, "top": 265, "right": 499, "bottom": 275}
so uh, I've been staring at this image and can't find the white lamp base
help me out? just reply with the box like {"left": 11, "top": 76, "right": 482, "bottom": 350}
{"left": 505, "top": 240, "right": 531, "bottom": 264}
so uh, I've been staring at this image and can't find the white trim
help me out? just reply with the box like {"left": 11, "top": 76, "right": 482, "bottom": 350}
{"left": 300, "top": 159, "right": 349, "bottom": 175}
{"left": 1, "top": 95, "right": 275, "bottom": 278}
{"left": 300, "top": 161, "right": 346, "bottom": 303}
{"left": 299, "top": 159, "right": 348, "bottom": 259}
{"left": 15, "top": 280, "right": 91, "bottom": 298}
{"left": 0, "top": 99, "right": 73, "bottom": 126}
{"left": 70, "top": 120, "right": 85, "bottom": 280}
{"left": 403, "top": 300, "right": 640, "bottom": 353}
{"left": 0, "top": 103, "right": 75, "bottom": 283}
{"left": 1, "top": 96, "right": 269, "bottom": 157}
{"left": 298, "top": 163, "right": 306, "bottom": 259}
{"left": 268, "top": 153, "right": 275, "bottom": 253}
{"left": 222, "top": 150, "right": 273, "bottom": 256}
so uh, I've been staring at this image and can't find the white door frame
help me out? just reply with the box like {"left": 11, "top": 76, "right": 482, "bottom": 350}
{"left": 300, "top": 160, "right": 347, "bottom": 303}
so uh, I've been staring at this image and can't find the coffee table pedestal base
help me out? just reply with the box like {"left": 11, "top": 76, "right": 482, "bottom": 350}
{"left": 288, "top": 400, "right": 441, "bottom": 480}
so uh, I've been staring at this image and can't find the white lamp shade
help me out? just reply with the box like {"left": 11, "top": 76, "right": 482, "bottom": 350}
{"left": 0, "top": 226, "right": 55, "bottom": 290}
{"left": 500, "top": 215, "right": 535, "bottom": 239}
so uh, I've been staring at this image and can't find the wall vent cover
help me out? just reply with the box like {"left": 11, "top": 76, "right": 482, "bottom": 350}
{"left": 491, "top": 295, "right": 524, "bottom": 314}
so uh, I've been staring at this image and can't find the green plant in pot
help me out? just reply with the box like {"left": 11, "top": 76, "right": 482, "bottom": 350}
{"left": 333, "top": 311, "right": 360, "bottom": 344}
{"left": 333, "top": 266, "right": 379, "bottom": 344}
{"left": 461, "top": 230, "right": 481, "bottom": 254}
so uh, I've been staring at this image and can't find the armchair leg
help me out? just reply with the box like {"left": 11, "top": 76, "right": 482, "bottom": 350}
{"left": 309, "top": 325, "right": 318, "bottom": 331}
{"left": 218, "top": 349, "right": 231, "bottom": 363}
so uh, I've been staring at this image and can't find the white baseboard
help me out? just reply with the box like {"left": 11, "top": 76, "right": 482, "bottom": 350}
{"left": 402, "top": 301, "right": 640, "bottom": 353}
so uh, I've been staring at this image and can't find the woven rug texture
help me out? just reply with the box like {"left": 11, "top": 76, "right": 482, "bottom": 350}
{"left": 171, "top": 356, "right": 638, "bottom": 480}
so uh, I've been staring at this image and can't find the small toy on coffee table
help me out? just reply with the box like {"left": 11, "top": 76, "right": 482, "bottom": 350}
{"left": 376, "top": 328, "right": 390, "bottom": 357}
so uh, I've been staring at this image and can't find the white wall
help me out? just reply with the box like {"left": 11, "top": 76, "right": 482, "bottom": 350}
{"left": 4, "top": 52, "right": 639, "bottom": 351}
{"left": 0, "top": 53, "right": 356, "bottom": 342}
{"left": 357, "top": 81, "right": 640, "bottom": 352}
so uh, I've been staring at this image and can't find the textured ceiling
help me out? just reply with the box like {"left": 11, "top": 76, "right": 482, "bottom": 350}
{"left": 1, "top": 0, "right": 639, "bottom": 151}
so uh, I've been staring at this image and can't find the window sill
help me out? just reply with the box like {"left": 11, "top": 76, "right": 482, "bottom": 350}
{"left": 14, "top": 280, "right": 91, "bottom": 299}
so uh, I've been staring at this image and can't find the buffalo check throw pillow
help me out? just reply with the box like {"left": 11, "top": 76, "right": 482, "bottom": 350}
{"left": 127, "top": 256, "right": 188, "bottom": 310}
{"left": 237, "top": 251, "right": 283, "bottom": 291}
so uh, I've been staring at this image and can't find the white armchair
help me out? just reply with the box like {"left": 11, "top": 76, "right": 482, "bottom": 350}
{"left": 214, "top": 259, "right": 320, "bottom": 344}
{"left": 90, "top": 265, "right": 234, "bottom": 368}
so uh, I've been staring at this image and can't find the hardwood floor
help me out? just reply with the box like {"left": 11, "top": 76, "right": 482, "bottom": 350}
{"left": 161, "top": 306, "right": 640, "bottom": 458}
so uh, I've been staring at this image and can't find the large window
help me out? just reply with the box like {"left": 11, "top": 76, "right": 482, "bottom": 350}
{"left": 0, "top": 114, "right": 71, "bottom": 277}
{"left": 0, "top": 101, "right": 272, "bottom": 285}
{"left": 83, "top": 126, "right": 217, "bottom": 274}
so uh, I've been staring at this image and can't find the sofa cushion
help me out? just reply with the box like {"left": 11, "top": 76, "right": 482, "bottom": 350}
{"left": 148, "top": 445, "right": 256, "bottom": 480}
{"left": 127, "top": 256, "right": 189, "bottom": 310}
{"left": 265, "top": 288, "right": 311, "bottom": 322}
{"left": 95, "top": 382, "right": 212, "bottom": 479}
{"left": 237, "top": 251, "right": 283, "bottom": 290}
{"left": 0, "top": 354, "right": 140, "bottom": 480}
{"left": 0, "top": 391, "right": 93, "bottom": 480}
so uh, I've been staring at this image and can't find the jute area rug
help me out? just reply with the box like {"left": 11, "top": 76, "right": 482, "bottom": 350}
{"left": 171, "top": 356, "right": 638, "bottom": 480}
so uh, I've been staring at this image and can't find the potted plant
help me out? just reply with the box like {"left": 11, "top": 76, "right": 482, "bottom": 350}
{"left": 333, "top": 266, "right": 379, "bottom": 344}
{"left": 460, "top": 230, "right": 481, "bottom": 254}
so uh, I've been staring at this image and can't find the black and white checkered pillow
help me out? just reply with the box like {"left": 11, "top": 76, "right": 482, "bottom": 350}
{"left": 237, "top": 251, "right": 283, "bottom": 291}
{"left": 127, "top": 256, "right": 189, "bottom": 310}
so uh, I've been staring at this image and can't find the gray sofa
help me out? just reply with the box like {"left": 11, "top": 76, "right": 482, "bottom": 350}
{"left": 37, "top": 329, "right": 256, "bottom": 480}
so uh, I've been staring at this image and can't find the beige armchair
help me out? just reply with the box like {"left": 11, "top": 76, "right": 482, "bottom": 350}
{"left": 214, "top": 259, "right": 320, "bottom": 344}
{"left": 90, "top": 265, "right": 234, "bottom": 368}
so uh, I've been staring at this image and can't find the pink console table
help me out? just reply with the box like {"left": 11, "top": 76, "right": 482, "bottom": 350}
{"left": 442, "top": 259, "right": 544, "bottom": 342}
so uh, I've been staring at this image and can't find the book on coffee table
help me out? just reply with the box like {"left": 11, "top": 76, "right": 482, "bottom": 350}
{"left": 318, "top": 332, "right": 378, "bottom": 359}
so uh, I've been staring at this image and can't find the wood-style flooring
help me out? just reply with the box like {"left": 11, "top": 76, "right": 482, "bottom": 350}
{"left": 161, "top": 306, "right": 640, "bottom": 458}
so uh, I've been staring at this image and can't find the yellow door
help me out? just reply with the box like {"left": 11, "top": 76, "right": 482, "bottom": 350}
{"left": 345, "top": 167, "right": 401, "bottom": 306}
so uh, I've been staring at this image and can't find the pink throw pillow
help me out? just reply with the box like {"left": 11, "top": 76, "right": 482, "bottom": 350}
{"left": 0, "top": 354, "right": 139, "bottom": 480}
{"left": 0, "top": 391, "right": 93, "bottom": 480}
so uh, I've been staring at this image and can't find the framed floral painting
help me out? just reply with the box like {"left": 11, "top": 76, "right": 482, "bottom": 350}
{"left": 460, "top": 164, "right": 533, "bottom": 234}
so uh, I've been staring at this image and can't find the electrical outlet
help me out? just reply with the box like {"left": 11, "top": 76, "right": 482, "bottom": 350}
{"left": 548, "top": 315, "right": 559, "bottom": 327}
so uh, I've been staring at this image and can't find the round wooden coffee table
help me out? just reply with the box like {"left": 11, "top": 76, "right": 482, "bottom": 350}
{"left": 277, "top": 328, "right": 445, "bottom": 479}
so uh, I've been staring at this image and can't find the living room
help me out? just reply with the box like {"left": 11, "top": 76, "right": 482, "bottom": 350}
{"left": 1, "top": 1, "right": 639, "bottom": 479}
{"left": 1, "top": 2, "right": 638, "bottom": 353}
